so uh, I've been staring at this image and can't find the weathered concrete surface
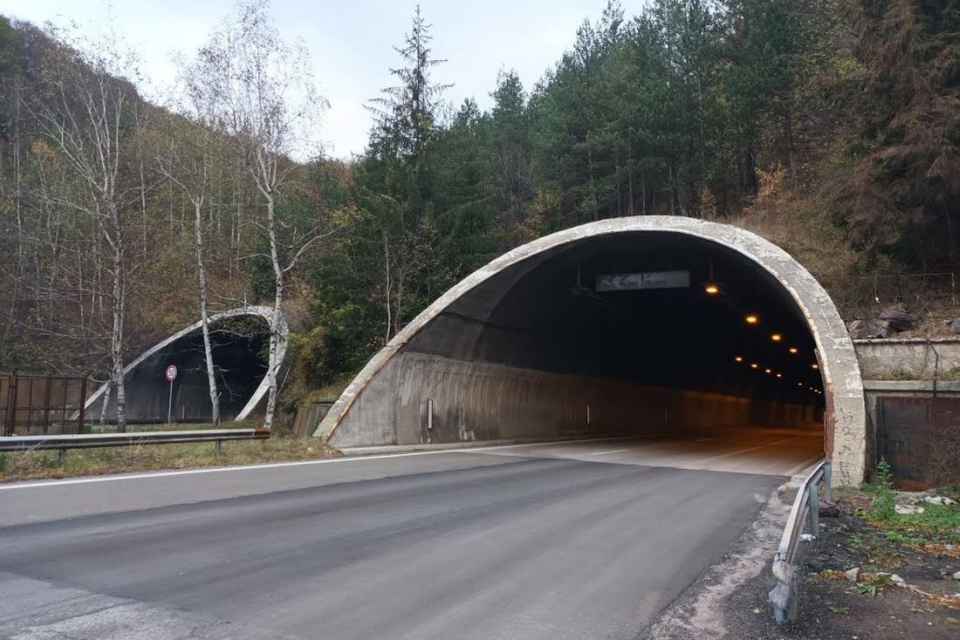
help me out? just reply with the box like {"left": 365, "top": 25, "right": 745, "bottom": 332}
{"left": 331, "top": 353, "right": 818, "bottom": 448}
{"left": 854, "top": 338, "right": 960, "bottom": 380}
{"left": 85, "top": 306, "right": 287, "bottom": 423}
{"left": 317, "top": 217, "right": 865, "bottom": 485}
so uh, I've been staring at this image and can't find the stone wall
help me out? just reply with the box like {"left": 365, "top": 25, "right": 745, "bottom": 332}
{"left": 854, "top": 339, "right": 960, "bottom": 380}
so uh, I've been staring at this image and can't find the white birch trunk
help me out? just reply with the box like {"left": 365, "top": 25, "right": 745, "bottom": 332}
{"left": 194, "top": 198, "right": 220, "bottom": 425}
{"left": 110, "top": 224, "right": 126, "bottom": 433}
{"left": 99, "top": 381, "right": 112, "bottom": 427}
{"left": 263, "top": 191, "right": 282, "bottom": 430}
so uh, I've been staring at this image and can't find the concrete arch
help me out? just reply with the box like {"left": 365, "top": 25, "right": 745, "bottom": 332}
{"left": 316, "top": 217, "right": 866, "bottom": 485}
{"left": 85, "top": 306, "right": 287, "bottom": 423}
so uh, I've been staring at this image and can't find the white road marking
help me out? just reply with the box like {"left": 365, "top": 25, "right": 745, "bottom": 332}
{"left": 784, "top": 453, "right": 826, "bottom": 477}
{"left": 588, "top": 449, "right": 630, "bottom": 456}
{"left": 0, "top": 436, "right": 632, "bottom": 491}
{"left": 688, "top": 437, "right": 802, "bottom": 465}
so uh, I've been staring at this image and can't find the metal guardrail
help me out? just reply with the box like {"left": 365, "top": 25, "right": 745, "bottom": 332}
{"left": 769, "top": 459, "right": 832, "bottom": 624}
{"left": 0, "top": 429, "right": 271, "bottom": 462}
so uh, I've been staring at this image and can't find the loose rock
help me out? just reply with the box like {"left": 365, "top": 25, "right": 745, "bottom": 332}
{"left": 922, "top": 495, "right": 956, "bottom": 507}
{"left": 819, "top": 500, "right": 840, "bottom": 517}
{"left": 953, "top": 571, "right": 960, "bottom": 581}
{"left": 844, "top": 567, "right": 861, "bottom": 582}
{"left": 949, "top": 317, "right": 960, "bottom": 334}
{"left": 879, "top": 305, "right": 917, "bottom": 332}
{"left": 895, "top": 504, "right": 924, "bottom": 515}
{"left": 847, "top": 319, "right": 891, "bottom": 339}
{"left": 890, "top": 574, "right": 906, "bottom": 587}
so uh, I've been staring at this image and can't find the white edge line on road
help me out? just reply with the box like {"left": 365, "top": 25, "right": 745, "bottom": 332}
{"left": 784, "top": 453, "right": 826, "bottom": 477}
{"left": 688, "top": 437, "right": 803, "bottom": 465}
{"left": 0, "top": 436, "right": 633, "bottom": 491}
{"left": 588, "top": 449, "right": 630, "bottom": 456}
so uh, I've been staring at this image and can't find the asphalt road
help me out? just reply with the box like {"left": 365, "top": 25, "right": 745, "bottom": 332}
{"left": 0, "top": 426, "right": 819, "bottom": 640}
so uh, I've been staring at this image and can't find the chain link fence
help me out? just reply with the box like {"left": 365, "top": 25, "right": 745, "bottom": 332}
{"left": 820, "top": 272, "right": 960, "bottom": 330}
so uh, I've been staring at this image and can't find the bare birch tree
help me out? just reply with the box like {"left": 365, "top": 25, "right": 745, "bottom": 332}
{"left": 156, "top": 115, "right": 222, "bottom": 424}
{"left": 28, "top": 28, "right": 144, "bottom": 432}
{"left": 185, "top": 0, "right": 326, "bottom": 428}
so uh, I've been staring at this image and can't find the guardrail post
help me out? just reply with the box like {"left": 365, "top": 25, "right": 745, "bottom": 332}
{"left": 59, "top": 448, "right": 66, "bottom": 465}
{"left": 807, "top": 482, "right": 819, "bottom": 537}
{"left": 215, "top": 440, "right": 222, "bottom": 456}
{"left": 770, "top": 460, "right": 829, "bottom": 625}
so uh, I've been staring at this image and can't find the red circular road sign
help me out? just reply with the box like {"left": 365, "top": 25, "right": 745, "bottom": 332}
{"left": 165, "top": 364, "right": 178, "bottom": 382}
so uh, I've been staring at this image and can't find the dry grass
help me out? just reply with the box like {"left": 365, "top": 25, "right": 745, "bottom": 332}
{"left": 0, "top": 433, "right": 341, "bottom": 484}
{"left": 718, "top": 167, "right": 863, "bottom": 286}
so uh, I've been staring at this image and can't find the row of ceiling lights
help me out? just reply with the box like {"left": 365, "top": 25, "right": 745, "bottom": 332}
{"left": 703, "top": 282, "right": 822, "bottom": 395}
{"left": 704, "top": 283, "right": 816, "bottom": 360}
{"left": 732, "top": 356, "right": 823, "bottom": 394}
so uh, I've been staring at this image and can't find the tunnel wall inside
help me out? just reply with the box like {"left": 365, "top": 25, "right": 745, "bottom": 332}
{"left": 331, "top": 353, "right": 818, "bottom": 448}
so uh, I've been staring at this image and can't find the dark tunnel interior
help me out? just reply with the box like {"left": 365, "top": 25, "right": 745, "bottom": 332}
{"left": 411, "top": 231, "right": 826, "bottom": 411}
{"left": 91, "top": 318, "right": 269, "bottom": 423}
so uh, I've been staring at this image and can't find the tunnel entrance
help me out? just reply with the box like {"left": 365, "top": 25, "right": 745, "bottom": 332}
{"left": 85, "top": 306, "right": 285, "bottom": 424}
{"left": 317, "top": 217, "right": 866, "bottom": 485}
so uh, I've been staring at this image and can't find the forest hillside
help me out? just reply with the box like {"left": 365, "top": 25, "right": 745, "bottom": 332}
{"left": 1, "top": 0, "right": 958, "bottom": 408}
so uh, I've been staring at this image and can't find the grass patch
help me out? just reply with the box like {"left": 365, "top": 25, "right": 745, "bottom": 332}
{"left": 0, "top": 433, "right": 340, "bottom": 483}
{"left": 860, "top": 459, "right": 960, "bottom": 544}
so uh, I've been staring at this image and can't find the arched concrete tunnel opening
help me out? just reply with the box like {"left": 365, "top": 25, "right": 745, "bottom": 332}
{"left": 318, "top": 218, "right": 866, "bottom": 484}
{"left": 86, "top": 307, "right": 285, "bottom": 424}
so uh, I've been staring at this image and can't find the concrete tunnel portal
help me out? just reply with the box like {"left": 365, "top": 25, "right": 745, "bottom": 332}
{"left": 317, "top": 217, "right": 866, "bottom": 485}
{"left": 85, "top": 306, "right": 286, "bottom": 424}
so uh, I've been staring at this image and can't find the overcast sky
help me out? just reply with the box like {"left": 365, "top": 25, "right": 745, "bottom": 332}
{"left": 0, "top": 0, "right": 649, "bottom": 158}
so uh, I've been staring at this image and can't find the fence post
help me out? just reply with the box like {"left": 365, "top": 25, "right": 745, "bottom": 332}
{"left": 5, "top": 372, "right": 18, "bottom": 436}
{"left": 78, "top": 376, "right": 87, "bottom": 434}
{"left": 42, "top": 376, "right": 52, "bottom": 434}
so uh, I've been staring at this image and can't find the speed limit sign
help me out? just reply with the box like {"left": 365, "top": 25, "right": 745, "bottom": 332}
{"left": 165, "top": 364, "right": 177, "bottom": 424}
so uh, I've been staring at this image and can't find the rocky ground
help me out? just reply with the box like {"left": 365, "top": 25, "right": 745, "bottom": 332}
{"left": 640, "top": 476, "right": 960, "bottom": 640}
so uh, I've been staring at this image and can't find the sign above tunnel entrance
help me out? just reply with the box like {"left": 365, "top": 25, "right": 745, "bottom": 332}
{"left": 596, "top": 270, "right": 690, "bottom": 292}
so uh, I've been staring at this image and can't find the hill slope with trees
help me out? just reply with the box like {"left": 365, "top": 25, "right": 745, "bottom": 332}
{"left": 1, "top": 0, "right": 958, "bottom": 419}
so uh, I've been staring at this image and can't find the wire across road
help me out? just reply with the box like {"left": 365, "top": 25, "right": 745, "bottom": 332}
{"left": 0, "top": 425, "right": 822, "bottom": 640}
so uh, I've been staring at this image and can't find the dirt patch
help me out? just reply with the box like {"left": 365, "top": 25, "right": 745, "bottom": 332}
{"left": 640, "top": 476, "right": 960, "bottom": 640}
{"left": 723, "top": 486, "right": 960, "bottom": 639}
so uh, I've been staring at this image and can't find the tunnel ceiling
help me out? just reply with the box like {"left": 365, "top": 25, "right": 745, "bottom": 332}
{"left": 408, "top": 231, "right": 823, "bottom": 405}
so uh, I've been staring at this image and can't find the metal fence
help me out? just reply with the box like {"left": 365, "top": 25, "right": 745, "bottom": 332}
{"left": 0, "top": 428, "right": 271, "bottom": 463}
{"left": 769, "top": 460, "right": 832, "bottom": 624}
{"left": 1, "top": 372, "right": 89, "bottom": 436}
{"left": 877, "top": 396, "right": 960, "bottom": 489}
{"left": 822, "top": 272, "right": 959, "bottom": 324}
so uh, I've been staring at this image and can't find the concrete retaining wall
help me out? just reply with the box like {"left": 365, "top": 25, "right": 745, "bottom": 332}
{"left": 855, "top": 338, "right": 960, "bottom": 380}
{"left": 329, "top": 353, "right": 818, "bottom": 448}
